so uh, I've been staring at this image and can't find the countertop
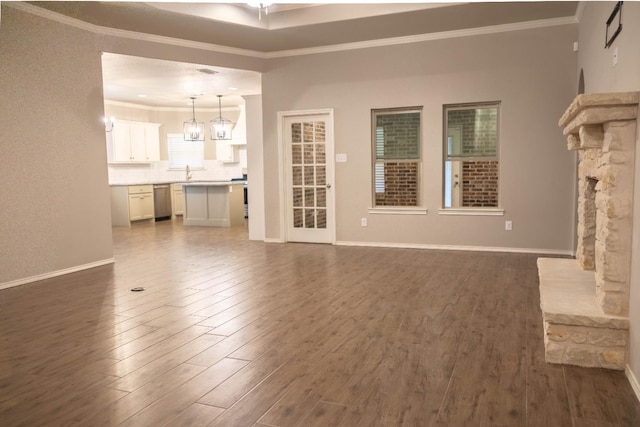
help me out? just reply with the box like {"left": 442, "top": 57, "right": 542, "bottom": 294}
{"left": 109, "top": 180, "right": 235, "bottom": 186}
{"left": 182, "top": 181, "right": 244, "bottom": 187}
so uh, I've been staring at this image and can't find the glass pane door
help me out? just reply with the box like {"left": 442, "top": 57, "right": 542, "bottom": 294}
{"left": 291, "top": 121, "right": 327, "bottom": 229}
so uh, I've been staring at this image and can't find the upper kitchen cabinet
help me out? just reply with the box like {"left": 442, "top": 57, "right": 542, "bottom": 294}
{"left": 107, "top": 119, "right": 160, "bottom": 163}
{"left": 216, "top": 140, "right": 239, "bottom": 163}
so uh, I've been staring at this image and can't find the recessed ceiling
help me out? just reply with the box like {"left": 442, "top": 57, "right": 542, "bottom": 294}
{"left": 146, "top": 2, "right": 458, "bottom": 30}
{"left": 101, "top": 53, "right": 261, "bottom": 108}
{"left": 31, "top": 2, "right": 579, "bottom": 53}
{"left": 38, "top": 2, "right": 578, "bottom": 109}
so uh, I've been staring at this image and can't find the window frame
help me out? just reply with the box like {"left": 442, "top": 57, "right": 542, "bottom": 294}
{"left": 441, "top": 101, "right": 503, "bottom": 214}
{"left": 370, "top": 106, "right": 424, "bottom": 213}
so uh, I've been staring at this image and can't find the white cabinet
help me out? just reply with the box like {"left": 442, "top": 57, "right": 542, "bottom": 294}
{"left": 171, "top": 183, "right": 184, "bottom": 217}
{"left": 216, "top": 141, "right": 239, "bottom": 163}
{"left": 128, "top": 185, "right": 154, "bottom": 221}
{"left": 110, "top": 185, "right": 154, "bottom": 226}
{"left": 107, "top": 120, "right": 160, "bottom": 163}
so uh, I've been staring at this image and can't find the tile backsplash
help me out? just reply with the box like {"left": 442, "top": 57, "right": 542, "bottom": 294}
{"left": 108, "top": 161, "right": 243, "bottom": 185}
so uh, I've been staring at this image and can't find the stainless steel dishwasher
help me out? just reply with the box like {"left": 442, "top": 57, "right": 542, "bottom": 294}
{"left": 153, "top": 184, "right": 172, "bottom": 221}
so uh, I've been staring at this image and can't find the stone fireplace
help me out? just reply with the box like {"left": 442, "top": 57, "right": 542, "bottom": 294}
{"left": 538, "top": 92, "right": 638, "bottom": 370}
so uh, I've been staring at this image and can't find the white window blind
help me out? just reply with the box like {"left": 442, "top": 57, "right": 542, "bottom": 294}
{"left": 167, "top": 134, "right": 204, "bottom": 169}
{"left": 374, "top": 127, "right": 385, "bottom": 193}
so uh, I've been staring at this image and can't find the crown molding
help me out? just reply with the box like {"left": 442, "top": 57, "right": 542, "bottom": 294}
{"left": 7, "top": 2, "right": 579, "bottom": 60}
{"left": 575, "top": 1, "right": 586, "bottom": 22}
{"left": 6, "top": 2, "right": 268, "bottom": 59}
{"left": 265, "top": 16, "right": 578, "bottom": 58}
{"left": 104, "top": 99, "right": 240, "bottom": 112}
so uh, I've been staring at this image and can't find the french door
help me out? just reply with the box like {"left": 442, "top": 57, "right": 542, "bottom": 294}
{"left": 282, "top": 111, "right": 335, "bottom": 243}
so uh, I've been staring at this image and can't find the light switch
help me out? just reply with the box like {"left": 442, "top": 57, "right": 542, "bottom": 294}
{"left": 336, "top": 153, "right": 347, "bottom": 163}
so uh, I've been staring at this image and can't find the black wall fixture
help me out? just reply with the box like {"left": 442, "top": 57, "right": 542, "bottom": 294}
{"left": 605, "top": 1, "right": 623, "bottom": 49}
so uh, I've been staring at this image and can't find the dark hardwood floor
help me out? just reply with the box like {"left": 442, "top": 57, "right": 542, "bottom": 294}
{"left": 1, "top": 220, "right": 639, "bottom": 426}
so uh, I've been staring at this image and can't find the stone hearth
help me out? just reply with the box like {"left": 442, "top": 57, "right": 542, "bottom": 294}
{"left": 538, "top": 92, "right": 638, "bottom": 370}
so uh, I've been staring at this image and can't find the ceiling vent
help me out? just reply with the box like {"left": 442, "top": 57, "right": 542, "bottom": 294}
{"left": 197, "top": 68, "right": 218, "bottom": 75}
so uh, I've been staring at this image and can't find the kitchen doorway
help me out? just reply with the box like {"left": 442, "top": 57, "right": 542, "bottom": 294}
{"left": 101, "top": 53, "right": 263, "bottom": 237}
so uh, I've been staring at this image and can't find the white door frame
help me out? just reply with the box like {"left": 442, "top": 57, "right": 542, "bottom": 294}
{"left": 277, "top": 109, "right": 335, "bottom": 243}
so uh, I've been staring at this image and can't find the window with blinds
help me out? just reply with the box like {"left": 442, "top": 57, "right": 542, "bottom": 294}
{"left": 371, "top": 107, "right": 422, "bottom": 207}
{"left": 167, "top": 134, "right": 204, "bottom": 169}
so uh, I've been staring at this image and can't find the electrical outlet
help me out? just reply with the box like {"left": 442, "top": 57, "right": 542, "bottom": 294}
{"left": 505, "top": 220, "right": 513, "bottom": 231}
{"left": 361, "top": 218, "right": 367, "bottom": 227}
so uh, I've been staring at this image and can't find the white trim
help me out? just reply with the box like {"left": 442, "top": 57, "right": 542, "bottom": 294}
{"left": 264, "top": 238, "right": 285, "bottom": 243}
{"left": 276, "top": 112, "right": 287, "bottom": 243}
{"left": 575, "top": 1, "right": 586, "bottom": 23}
{"left": 627, "top": 365, "right": 640, "bottom": 403}
{"left": 7, "top": 2, "right": 268, "bottom": 59}
{"left": 336, "top": 240, "right": 573, "bottom": 256}
{"left": 8, "top": 2, "right": 578, "bottom": 60}
{"left": 104, "top": 99, "right": 239, "bottom": 113}
{"left": 0, "top": 258, "right": 115, "bottom": 291}
{"left": 267, "top": 16, "right": 577, "bottom": 58}
{"left": 368, "top": 207, "right": 428, "bottom": 215}
{"left": 278, "top": 109, "right": 335, "bottom": 118}
{"left": 438, "top": 208, "right": 505, "bottom": 216}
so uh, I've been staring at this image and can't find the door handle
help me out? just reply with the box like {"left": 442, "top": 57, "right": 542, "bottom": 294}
{"left": 326, "top": 184, "right": 332, "bottom": 189}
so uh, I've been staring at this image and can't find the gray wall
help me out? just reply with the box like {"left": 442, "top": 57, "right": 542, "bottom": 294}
{"left": 0, "top": 4, "right": 264, "bottom": 286}
{"left": 263, "top": 24, "right": 578, "bottom": 251}
{"left": 578, "top": 0, "right": 640, "bottom": 395}
{"left": 0, "top": 6, "right": 114, "bottom": 284}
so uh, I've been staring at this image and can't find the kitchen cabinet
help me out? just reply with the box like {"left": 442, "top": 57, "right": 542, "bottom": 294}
{"left": 110, "top": 185, "right": 154, "bottom": 226}
{"left": 216, "top": 141, "right": 239, "bottom": 163}
{"left": 107, "top": 120, "right": 160, "bottom": 163}
{"left": 171, "top": 183, "right": 184, "bottom": 217}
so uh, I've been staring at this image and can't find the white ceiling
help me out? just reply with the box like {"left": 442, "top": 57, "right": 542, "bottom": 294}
{"left": 147, "top": 2, "right": 457, "bottom": 30}
{"left": 101, "top": 53, "right": 261, "bottom": 109}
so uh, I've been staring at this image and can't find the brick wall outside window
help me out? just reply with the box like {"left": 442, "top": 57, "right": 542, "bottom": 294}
{"left": 461, "top": 160, "right": 499, "bottom": 207}
{"left": 375, "top": 113, "right": 420, "bottom": 159}
{"left": 373, "top": 108, "right": 421, "bottom": 207}
{"left": 445, "top": 104, "right": 499, "bottom": 208}
{"left": 375, "top": 162, "right": 418, "bottom": 206}
{"left": 447, "top": 108, "right": 497, "bottom": 157}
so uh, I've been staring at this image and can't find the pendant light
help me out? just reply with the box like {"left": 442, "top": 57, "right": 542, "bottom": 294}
{"left": 183, "top": 97, "right": 205, "bottom": 141}
{"left": 210, "top": 95, "right": 233, "bottom": 141}
{"left": 248, "top": 2, "right": 272, "bottom": 20}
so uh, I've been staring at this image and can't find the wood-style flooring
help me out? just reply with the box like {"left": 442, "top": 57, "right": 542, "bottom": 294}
{"left": 1, "top": 220, "right": 639, "bottom": 426}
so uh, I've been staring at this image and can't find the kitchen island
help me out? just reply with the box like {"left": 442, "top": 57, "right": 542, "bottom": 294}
{"left": 182, "top": 182, "right": 245, "bottom": 227}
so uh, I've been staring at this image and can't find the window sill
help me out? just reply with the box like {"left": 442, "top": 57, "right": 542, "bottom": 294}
{"left": 438, "top": 208, "right": 504, "bottom": 216}
{"left": 368, "top": 207, "right": 428, "bottom": 215}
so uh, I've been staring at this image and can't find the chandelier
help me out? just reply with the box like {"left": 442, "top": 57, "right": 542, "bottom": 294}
{"left": 248, "top": 1, "right": 273, "bottom": 20}
{"left": 183, "top": 97, "right": 205, "bottom": 141}
{"left": 210, "top": 95, "right": 233, "bottom": 141}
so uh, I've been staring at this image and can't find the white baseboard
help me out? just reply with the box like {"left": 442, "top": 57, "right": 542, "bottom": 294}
{"left": 627, "top": 365, "right": 640, "bottom": 403}
{"left": 335, "top": 240, "right": 573, "bottom": 256}
{"left": 264, "top": 238, "right": 285, "bottom": 243}
{"left": 0, "top": 258, "right": 115, "bottom": 291}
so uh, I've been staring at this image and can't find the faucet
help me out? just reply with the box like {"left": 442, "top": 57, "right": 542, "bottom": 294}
{"left": 186, "top": 165, "right": 192, "bottom": 181}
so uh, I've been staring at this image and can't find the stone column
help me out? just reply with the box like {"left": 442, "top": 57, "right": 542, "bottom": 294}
{"left": 558, "top": 92, "right": 638, "bottom": 316}
{"left": 594, "top": 120, "right": 636, "bottom": 314}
